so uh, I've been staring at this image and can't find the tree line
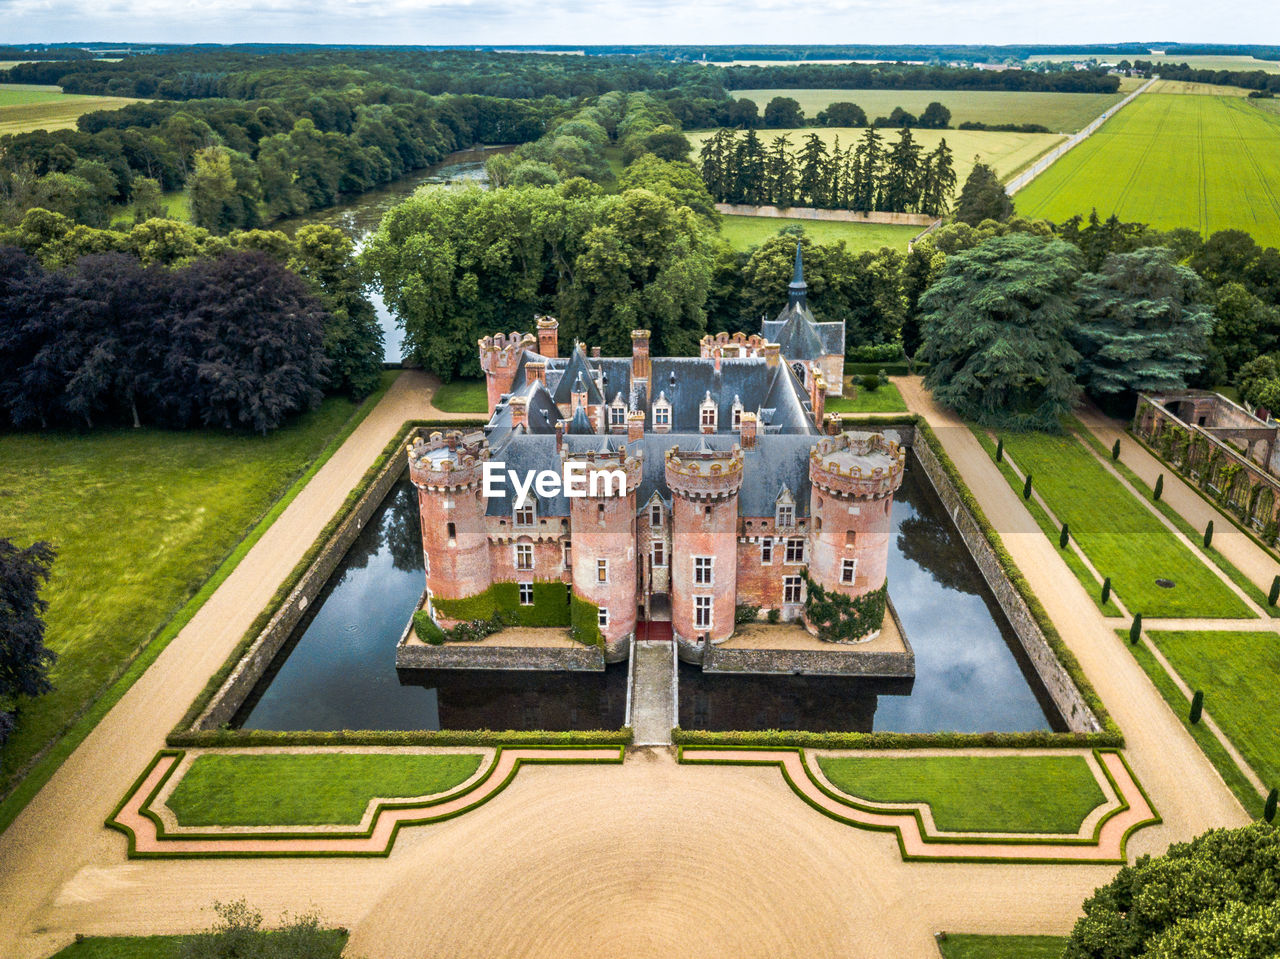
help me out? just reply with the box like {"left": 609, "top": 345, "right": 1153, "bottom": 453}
{"left": 1131, "top": 59, "right": 1280, "bottom": 94}
{"left": 718, "top": 62, "right": 1122, "bottom": 93}
{"left": 698, "top": 127, "right": 955, "bottom": 215}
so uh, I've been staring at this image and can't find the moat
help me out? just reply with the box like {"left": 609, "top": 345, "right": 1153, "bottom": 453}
{"left": 234, "top": 450, "right": 1062, "bottom": 734}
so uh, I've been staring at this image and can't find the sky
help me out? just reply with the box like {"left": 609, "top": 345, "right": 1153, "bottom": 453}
{"left": 2, "top": 0, "right": 1277, "bottom": 47}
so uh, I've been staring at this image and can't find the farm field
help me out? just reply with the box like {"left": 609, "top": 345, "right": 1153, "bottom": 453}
{"left": 1146, "top": 79, "right": 1252, "bottom": 96}
{"left": 1017, "top": 93, "right": 1280, "bottom": 246}
{"left": 731, "top": 88, "right": 1127, "bottom": 131}
{"left": 719, "top": 214, "right": 921, "bottom": 251}
{"left": 1029, "top": 53, "right": 1280, "bottom": 73}
{"left": 688, "top": 126, "right": 1064, "bottom": 197}
{"left": 0, "top": 83, "right": 144, "bottom": 135}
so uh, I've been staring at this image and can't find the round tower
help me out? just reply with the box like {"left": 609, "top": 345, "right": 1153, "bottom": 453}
{"left": 665, "top": 445, "right": 744, "bottom": 652}
{"left": 806, "top": 432, "right": 905, "bottom": 642}
{"left": 408, "top": 431, "right": 493, "bottom": 622}
{"left": 564, "top": 446, "right": 643, "bottom": 662}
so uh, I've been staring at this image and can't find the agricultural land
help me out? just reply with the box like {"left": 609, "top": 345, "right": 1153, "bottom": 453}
{"left": 0, "top": 83, "right": 144, "bottom": 136}
{"left": 718, "top": 215, "right": 922, "bottom": 250}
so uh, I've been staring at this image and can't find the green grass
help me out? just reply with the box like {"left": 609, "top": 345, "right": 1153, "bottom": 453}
{"left": 688, "top": 127, "right": 1065, "bottom": 199}
{"left": 1125, "top": 633, "right": 1266, "bottom": 818}
{"left": 0, "top": 381, "right": 391, "bottom": 805}
{"left": 998, "top": 430, "right": 1253, "bottom": 618}
{"left": 718, "top": 215, "right": 922, "bottom": 251}
{"left": 167, "top": 752, "right": 484, "bottom": 826}
{"left": 817, "top": 754, "right": 1107, "bottom": 833}
{"left": 972, "top": 429, "right": 1121, "bottom": 616}
{"left": 732, "top": 88, "right": 1127, "bottom": 132}
{"left": 1029, "top": 53, "right": 1280, "bottom": 73}
{"left": 937, "top": 933, "right": 1068, "bottom": 959}
{"left": 0, "top": 86, "right": 144, "bottom": 136}
{"left": 431, "top": 377, "right": 488, "bottom": 413}
{"left": 1145, "top": 630, "right": 1280, "bottom": 794}
{"left": 826, "top": 380, "right": 908, "bottom": 413}
{"left": 49, "top": 930, "right": 347, "bottom": 958}
{"left": 1017, "top": 93, "right": 1280, "bottom": 247}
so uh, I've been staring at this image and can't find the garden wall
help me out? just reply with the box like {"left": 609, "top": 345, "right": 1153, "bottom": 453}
{"left": 714, "top": 203, "right": 937, "bottom": 226}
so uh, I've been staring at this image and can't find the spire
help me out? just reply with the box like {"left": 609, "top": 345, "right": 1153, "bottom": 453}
{"left": 788, "top": 242, "right": 807, "bottom": 310}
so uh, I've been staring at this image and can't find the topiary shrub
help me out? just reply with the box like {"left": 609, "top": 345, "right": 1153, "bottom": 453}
{"left": 861, "top": 373, "right": 880, "bottom": 393}
{"left": 995, "top": 437, "right": 1004, "bottom": 462}
{"left": 1023, "top": 473, "right": 1033, "bottom": 500}
{"left": 1111, "top": 438, "right": 1121, "bottom": 461}
{"left": 802, "top": 573, "right": 886, "bottom": 643}
{"left": 1189, "top": 689, "right": 1204, "bottom": 724}
{"left": 413, "top": 610, "right": 446, "bottom": 645}
{"left": 1154, "top": 473, "right": 1164, "bottom": 500}
{"left": 1101, "top": 576, "right": 1112, "bottom": 606}
{"left": 1270, "top": 575, "right": 1280, "bottom": 607}
{"left": 1204, "top": 520, "right": 1214, "bottom": 549}
{"left": 1129, "top": 612, "right": 1143, "bottom": 645}
{"left": 1059, "top": 523, "right": 1070, "bottom": 549}
{"left": 1266, "top": 788, "right": 1278, "bottom": 824}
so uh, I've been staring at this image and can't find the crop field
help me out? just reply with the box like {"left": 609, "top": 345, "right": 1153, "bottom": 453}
{"left": 688, "top": 127, "right": 1063, "bottom": 197}
{"left": 1145, "top": 79, "right": 1252, "bottom": 96}
{"left": 1029, "top": 53, "right": 1280, "bottom": 73}
{"left": 0, "top": 84, "right": 144, "bottom": 136}
{"left": 731, "top": 88, "right": 1127, "bottom": 132}
{"left": 719, "top": 215, "right": 921, "bottom": 251}
{"left": 1017, "top": 93, "right": 1280, "bottom": 246}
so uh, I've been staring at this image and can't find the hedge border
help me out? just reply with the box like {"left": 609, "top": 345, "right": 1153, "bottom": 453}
{"left": 678, "top": 745, "right": 1158, "bottom": 864}
{"left": 108, "top": 744, "right": 626, "bottom": 859}
{"left": 0, "top": 372, "right": 400, "bottom": 836}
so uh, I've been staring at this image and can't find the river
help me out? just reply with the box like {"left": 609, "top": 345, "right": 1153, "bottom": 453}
{"left": 273, "top": 146, "right": 508, "bottom": 362}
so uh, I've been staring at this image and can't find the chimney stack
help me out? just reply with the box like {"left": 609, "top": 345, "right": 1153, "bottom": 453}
{"left": 631, "top": 329, "right": 651, "bottom": 382}
{"left": 510, "top": 396, "right": 529, "bottom": 431}
{"left": 555, "top": 420, "right": 565, "bottom": 452}
{"left": 763, "top": 343, "right": 780, "bottom": 368}
{"left": 627, "top": 410, "right": 645, "bottom": 442}
{"left": 590, "top": 346, "right": 601, "bottom": 359}
{"left": 527, "top": 360, "right": 547, "bottom": 388}
{"left": 536, "top": 316, "right": 559, "bottom": 359}
{"left": 739, "top": 411, "right": 758, "bottom": 450}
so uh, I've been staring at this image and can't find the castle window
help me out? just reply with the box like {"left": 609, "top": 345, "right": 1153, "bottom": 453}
{"left": 446, "top": 522, "right": 456, "bottom": 543}
{"left": 760, "top": 538, "right": 773, "bottom": 564}
{"left": 424, "top": 551, "right": 430, "bottom": 575}
{"left": 783, "top": 576, "right": 804, "bottom": 605}
{"left": 846, "top": 530, "right": 857, "bottom": 546}
{"left": 694, "top": 595, "right": 712, "bottom": 630}
{"left": 785, "top": 538, "right": 805, "bottom": 563}
{"left": 596, "top": 559, "right": 609, "bottom": 583}
{"left": 653, "top": 401, "right": 671, "bottom": 430}
{"left": 610, "top": 404, "right": 626, "bottom": 427}
{"left": 694, "top": 556, "right": 713, "bottom": 585}
{"left": 597, "top": 503, "right": 606, "bottom": 522}
{"left": 814, "top": 517, "right": 822, "bottom": 531}
{"left": 650, "top": 502, "right": 663, "bottom": 526}
{"left": 842, "top": 559, "right": 856, "bottom": 584}
{"left": 519, "top": 582, "right": 534, "bottom": 605}
{"left": 515, "top": 502, "right": 535, "bottom": 527}
{"left": 700, "top": 405, "right": 717, "bottom": 430}
{"left": 777, "top": 503, "right": 794, "bottom": 528}
{"left": 732, "top": 401, "right": 743, "bottom": 430}
{"left": 515, "top": 543, "right": 534, "bottom": 571}
{"left": 563, "top": 541, "right": 572, "bottom": 569}
{"left": 598, "top": 607, "right": 609, "bottom": 628}
{"left": 652, "top": 541, "right": 666, "bottom": 567}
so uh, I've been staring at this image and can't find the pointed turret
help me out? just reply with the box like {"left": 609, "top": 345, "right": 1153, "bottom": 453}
{"left": 788, "top": 243, "right": 807, "bottom": 310}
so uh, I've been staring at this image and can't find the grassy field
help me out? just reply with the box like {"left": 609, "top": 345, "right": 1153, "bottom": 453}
{"left": 827, "top": 381, "right": 908, "bottom": 413}
{"left": 937, "top": 934, "right": 1069, "bottom": 959}
{"left": 1145, "top": 630, "right": 1280, "bottom": 792}
{"left": 50, "top": 931, "right": 346, "bottom": 958}
{"left": 168, "top": 752, "right": 484, "bottom": 825}
{"left": 0, "top": 394, "right": 371, "bottom": 795}
{"left": 432, "top": 377, "right": 488, "bottom": 413}
{"left": 1028, "top": 53, "right": 1280, "bottom": 73}
{"left": 719, "top": 215, "right": 922, "bottom": 251}
{"left": 688, "top": 127, "right": 1064, "bottom": 199}
{"left": 818, "top": 754, "right": 1106, "bottom": 833}
{"left": 998, "top": 430, "right": 1253, "bottom": 618}
{"left": 1017, "top": 93, "right": 1280, "bottom": 246}
{"left": 732, "top": 88, "right": 1127, "bottom": 132}
{"left": 0, "top": 83, "right": 144, "bottom": 136}
{"left": 1146, "top": 79, "right": 1253, "bottom": 96}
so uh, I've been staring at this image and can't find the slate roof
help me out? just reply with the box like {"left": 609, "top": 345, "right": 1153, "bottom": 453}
{"left": 759, "top": 243, "right": 845, "bottom": 360}
{"left": 550, "top": 344, "right": 604, "bottom": 405}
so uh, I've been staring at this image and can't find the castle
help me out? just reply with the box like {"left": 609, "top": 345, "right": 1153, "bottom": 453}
{"left": 410, "top": 246, "right": 904, "bottom": 661}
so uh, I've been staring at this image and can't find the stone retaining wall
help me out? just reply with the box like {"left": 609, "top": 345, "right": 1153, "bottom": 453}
{"left": 397, "top": 642, "right": 605, "bottom": 672}
{"left": 194, "top": 428, "right": 419, "bottom": 730}
{"left": 714, "top": 203, "right": 937, "bottom": 226}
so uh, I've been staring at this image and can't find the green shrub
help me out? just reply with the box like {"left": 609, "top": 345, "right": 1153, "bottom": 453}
{"left": 570, "top": 595, "right": 603, "bottom": 648}
{"left": 1101, "top": 576, "right": 1111, "bottom": 605}
{"left": 1059, "top": 523, "right": 1070, "bottom": 549}
{"left": 433, "top": 581, "right": 571, "bottom": 629}
{"left": 860, "top": 373, "right": 881, "bottom": 393}
{"left": 1023, "top": 473, "right": 1033, "bottom": 500}
{"left": 413, "top": 610, "right": 445, "bottom": 645}
{"left": 179, "top": 899, "right": 345, "bottom": 959}
{"left": 1111, "top": 438, "right": 1121, "bottom": 461}
{"left": 1190, "top": 689, "right": 1204, "bottom": 724}
{"left": 734, "top": 604, "right": 760, "bottom": 625}
{"left": 1267, "top": 788, "right": 1278, "bottom": 823}
{"left": 802, "top": 574, "right": 885, "bottom": 642}
{"left": 1154, "top": 473, "right": 1164, "bottom": 500}
{"left": 847, "top": 342, "right": 905, "bottom": 363}
{"left": 1130, "top": 612, "right": 1143, "bottom": 645}
{"left": 995, "top": 437, "right": 1003, "bottom": 462}
{"left": 766, "top": 607, "right": 781, "bottom": 624}
{"left": 877, "top": 368, "right": 889, "bottom": 387}
{"left": 1204, "top": 520, "right": 1215, "bottom": 549}
{"left": 1270, "top": 575, "right": 1280, "bottom": 607}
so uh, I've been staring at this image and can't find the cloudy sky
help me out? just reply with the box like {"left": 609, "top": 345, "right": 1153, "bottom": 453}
{"left": 3, "top": 0, "right": 1274, "bottom": 46}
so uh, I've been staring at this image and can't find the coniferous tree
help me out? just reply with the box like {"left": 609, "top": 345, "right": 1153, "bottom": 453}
{"left": 882, "top": 128, "right": 922, "bottom": 213}
{"left": 796, "top": 133, "right": 830, "bottom": 208}
{"left": 955, "top": 160, "right": 1013, "bottom": 225}
{"left": 918, "top": 138, "right": 956, "bottom": 217}
{"left": 733, "top": 129, "right": 767, "bottom": 204}
{"left": 765, "top": 135, "right": 797, "bottom": 208}
{"left": 851, "top": 127, "right": 884, "bottom": 211}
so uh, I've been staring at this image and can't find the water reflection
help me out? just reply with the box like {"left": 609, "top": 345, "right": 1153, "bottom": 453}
{"left": 397, "top": 666, "right": 627, "bottom": 731}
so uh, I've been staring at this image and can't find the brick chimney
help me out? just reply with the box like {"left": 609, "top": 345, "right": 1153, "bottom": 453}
{"left": 510, "top": 396, "right": 529, "bottom": 431}
{"left": 739, "top": 411, "right": 758, "bottom": 450}
{"left": 631, "top": 329, "right": 651, "bottom": 382}
{"left": 763, "top": 343, "right": 780, "bottom": 368}
{"left": 590, "top": 346, "right": 601, "bottom": 359}
{"left": 810, "top": 370, "right": 826, "bottom": 425}
{"left": 824, "top": 413, "right": 843, "bottom": 435}
{"left": 536, "top": 316, "right": 558, "bottom": 359}
{"left": 627, "top": 410, "right": 645, "bottom": 442}
{"left": 527, "top": 360, "right": 547, "bottom": 388}
{"left": 555, "top": 420, "right": 565, "bottom": 452}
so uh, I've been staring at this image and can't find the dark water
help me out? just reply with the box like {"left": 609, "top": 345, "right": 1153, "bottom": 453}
{"left": 273, "top": 147, "right": 504, "bottom": 363}
{"left": 679, "top": 454, "right": 1061, "bottom": 733}
{"left": 238, "top": 454, "right": 1060, "bottom": 733}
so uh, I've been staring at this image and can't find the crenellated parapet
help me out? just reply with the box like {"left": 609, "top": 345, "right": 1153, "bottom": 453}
{"left": 809, "top": 432, "right": 905, "bottom": 501}
{"left": 559, "top": 445, "right": 643, "bottom": 494}
{"left": 408, "top": 431, "right": 490, "bottom": 492}
{"left": 700, "top": 330, "right": 772, "bottom": 360}
{"left": 479, "top": 330, "right": 536, "bottom": 416}
{"left": 665, "top": 446, "right": 745, "bottom": 502}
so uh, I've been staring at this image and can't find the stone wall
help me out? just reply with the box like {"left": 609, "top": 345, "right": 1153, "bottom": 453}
{"left": 396, "top": 642, "right": 605, "bottom": 672}
{"left": 714, "top": 203, "right": 937, "bottom": 227}
{"left": 909, "top": 429, "right": 1102, "bottom": 733}
{"left": 193, "top": 428, "right": 419, "bottom": 730}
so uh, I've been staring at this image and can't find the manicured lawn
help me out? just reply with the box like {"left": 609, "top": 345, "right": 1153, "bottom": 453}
{"left": 816, "top": 754, "right": 1106, "bottom": 834}
{"left": 826, "top": 381, "right": 908, "bottom": 413}
{"left": 937, "top": 933, "right": 1068, "bottom": 959}
{"left": 1146, "top": 630, "right": 1280, "bottom": 793}
{"left": 998, "top": 430, "right": 1253, "bottom": 618}
{"left": 0, "top": 392, "right": 374, "bottom": 796}
{"left": 167, "top": 752, "right": 484, "bottom": 826}
{"left": 1017, "top": 94, "right": 1280, "bottom": 246}
{"left": 431, "top": 377, "right": 488, "bottom": 413}
{"left": 688, "top": 127, "right": 1065, "bottom": 200}
{"left": 719, "top": 215, "right": 921, "bottom": 251}
{"left": 732, "top": 88, "right": 1127, "bottom": 132}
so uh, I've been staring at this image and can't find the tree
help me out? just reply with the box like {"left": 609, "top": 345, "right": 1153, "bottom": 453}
{"left": 726, "top": 97, "right": 760, "bottom": 129}
{"left": 919, "top": 234, "right": 1083, "bottom": 430}
{"left": 796, "top": 134, "right": 831, "bottom": 207}
{"left": 918, "top": 139, "right": 956, "bottom": 217}
{"left": 1074, "top": 247, "right": 1213, "bottom": 403}
{"left": 180, "top": 899, "right": 344, "bottom": 959}
{"left": 0, "top": 538, "right": 57, "bottom": 743}
{"left": 1212, "top": 282, "right": 1280, "bottom": 372}
{"left": 618, "top": 155, "right": 719, "bottom": 224}
{"left": 1063, "top": 824, "right": 1280, "bottom": 959}
{"left": 918, "top": 101, "right": 952, "bottom": 129}
{"left": 763, "top": 96, "right": 804, "bottom": 128}
{"left": 954, "top": 160, "right": 1013, "bottom": 225}
{"left": 188, "top": 146, "right": 261, "bottom": 233}
{"left": 816, "top": 102, "right": 867, "bottom": 127}
{"left": 881, "top": 128, "right": 922, "bottom": 213}
{"left": 130, "top": 176, "right": 164, "bottom": 225}
{"left": 764, "top": 136, "right": 797, "bottom": 208}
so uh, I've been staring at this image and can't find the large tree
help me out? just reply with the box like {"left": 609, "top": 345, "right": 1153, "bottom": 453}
{"left": 954, "top": 160, "right": 1013, "bottom": 225}
{"left": 1074, "top": 247, "right": 1212, "bottom": 401}
{"left": 919, "top": 234, "right": 1083, "bottom": 430}
{"left": 0, "top": 538, "right": 57, "bottom": 744}
{"left": 1063, "top": 824, "right": 1280, "bottom": 959}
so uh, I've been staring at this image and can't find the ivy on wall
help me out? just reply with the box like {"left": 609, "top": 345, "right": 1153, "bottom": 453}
{"left": 802, "top": 572, "right": 886, "bottom": 643}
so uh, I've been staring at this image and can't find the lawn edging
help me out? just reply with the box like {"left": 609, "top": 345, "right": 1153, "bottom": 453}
{"left": 0, "top": 373, "right": 399, "bottom": 837}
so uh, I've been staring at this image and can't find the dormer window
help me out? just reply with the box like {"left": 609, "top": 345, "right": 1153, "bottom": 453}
{"left": 653, "top": 392, "right": 672, "bottom": 432}
{"left": 609, "top": 403, "right": 626, "bottom": 428}
{"left": 700, "top": 391, "right": 717, "bottom": 432}
{"left": 514, "top": 502, "right": 536, "bottom": 527}
{"left": 776, "top": 503, "right": 795, "bottom": 527}
{"left": 731, "top": 396, "right": 744, "bottom": 430}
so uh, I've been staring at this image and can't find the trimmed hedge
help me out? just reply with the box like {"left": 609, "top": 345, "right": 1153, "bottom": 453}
{"left": 571, "top": 595, "right": 604, "bottom": 647}
{"left": 168, "top": 727, "right": 634, "bottom": 748}
{"left": 672, "top": 727, "right": 1114, "bottom": 749}
{"left": 848, "top": 361, "right": 912, "bottom": 376}
{"left": 433, "top": 581, "right": 572, "bottom": 628}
